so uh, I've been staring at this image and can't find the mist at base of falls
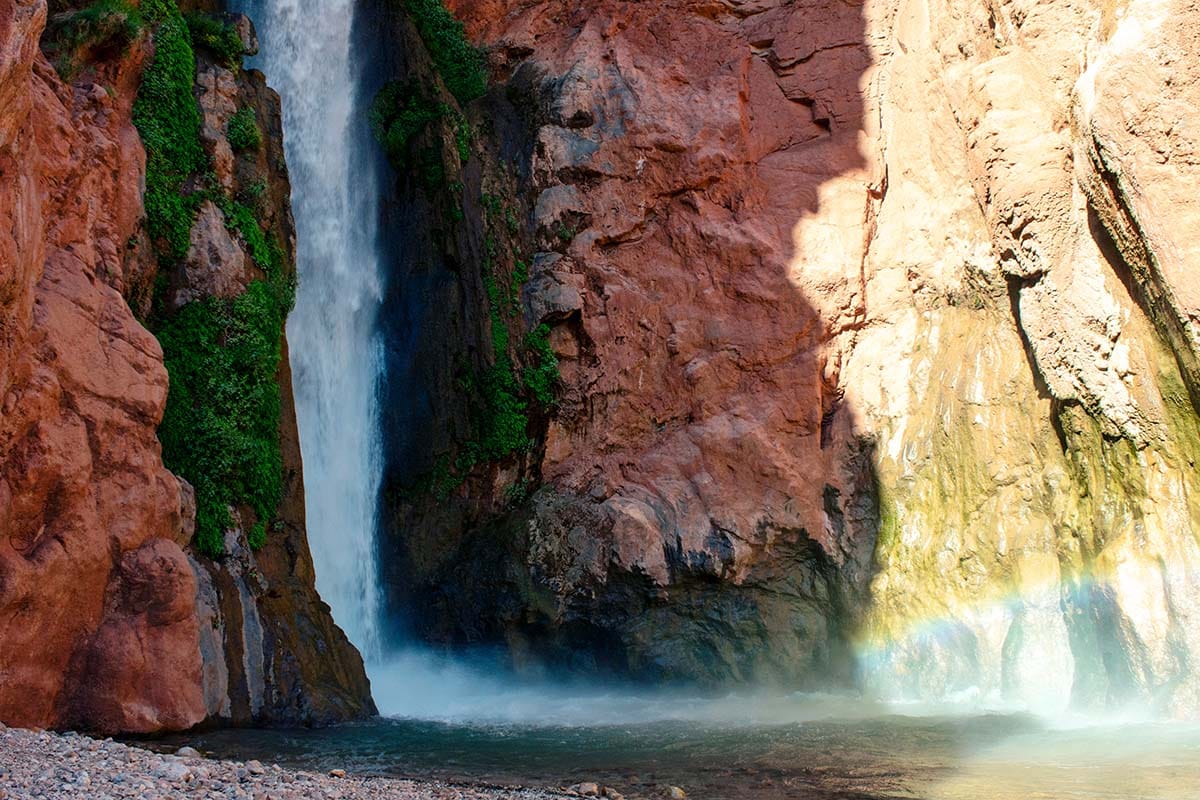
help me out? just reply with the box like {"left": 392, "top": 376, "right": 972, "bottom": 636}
{"left": 167, "top": 640, "right": 1200, "bottom": 799}
{"left": 162, "top": 678, "right": 1200, "bottom": 799}
{"left": 363, "top": 646, "right": 1176, "bottom": 732}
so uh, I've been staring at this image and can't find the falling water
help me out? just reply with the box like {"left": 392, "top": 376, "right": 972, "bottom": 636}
{"left": 233, "top": 0, "right": 385, "bottom": 660}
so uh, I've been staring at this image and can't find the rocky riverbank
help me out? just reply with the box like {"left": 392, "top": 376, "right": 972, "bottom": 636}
{"left": 0, "top": 725, "right": 573, "bottom": 800}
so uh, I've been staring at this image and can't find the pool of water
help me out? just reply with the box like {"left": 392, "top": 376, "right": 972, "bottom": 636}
{"left": 157, "top": 684, "right": 1200, "bottom": 799}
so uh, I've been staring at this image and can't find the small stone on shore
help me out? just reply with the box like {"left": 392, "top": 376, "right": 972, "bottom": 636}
{"left": 0, "top": 725, "right": 572, "bottom": 799}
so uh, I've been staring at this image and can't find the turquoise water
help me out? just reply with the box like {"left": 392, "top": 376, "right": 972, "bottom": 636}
{"left": 160, "top": 699, "right": 1200, "bottom": 799}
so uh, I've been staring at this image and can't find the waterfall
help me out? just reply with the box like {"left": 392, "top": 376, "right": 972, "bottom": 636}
{"left": 233, "top": 0, "right": 386, "bottom": 661}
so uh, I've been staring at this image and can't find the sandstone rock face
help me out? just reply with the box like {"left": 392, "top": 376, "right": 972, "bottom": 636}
{"left": 0, "top": 0, "right": 371, "bottom": 732}
{"left": 173, "top": 200, "right": 254, "bottom": 309}
{"left": 0, "top": 0, "right": 199, "bottom": 731}
{"left": 393, "top": 0, "right": 1200, "bottom": 715}
{"left": 196, "top": 62, "right": 240, "bottom": 190}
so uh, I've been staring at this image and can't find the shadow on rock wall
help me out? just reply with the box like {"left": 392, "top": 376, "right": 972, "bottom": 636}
{"left": 374, "top": 0, "right": 891, "bottom": 690}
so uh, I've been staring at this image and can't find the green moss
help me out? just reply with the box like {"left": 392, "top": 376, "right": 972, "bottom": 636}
{"left": 139, "top": 0, "right": 176, "bottom": 22}
{"left": 415, "top": 145, "right": 447, "bottom": 193}
{"left": 402, "top": 0, "right": 487, "bottom": 103}
{"left": 132, "top": 9, "right": 205, "bottom": 262}
{"left": 509, "top": 258, "right": 527, "bottom": 312}
{"left": 184, "top": 11, "right": 243, "bottom": 69}
{"left": 247, "top": 521, "right": 267, "bottom": 550}
{"left": 156, "top": 280, "right": 286, "bottom": 556}
{"left": 133, "top": 0, "right": 292, "bottom": 556}
{"left": 473, "top": 356, "right": 531, "bottom": 460}
{"left": 453, "top": 113, "right": 472, "bottom": 163}
{"left": 872, "top": 483, "right": 901, "bottom": 568}
{"left": 369, "top": 80, "right": 442, "bottom": 169}
{"left": 369, "top": 81, "right": 475, "bottom": 201}
{"left": 522, "top": 323, "right": 558, "bottom": 407}
{"left": 226, "top": 107, "right": 262, "bottom": 152}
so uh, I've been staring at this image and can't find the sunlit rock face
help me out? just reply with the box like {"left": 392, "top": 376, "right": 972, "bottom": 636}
{"left": 409, "top": 0, "right": 1200, "bottom": 715}
{"left": 0, "top": 0, "right": 372, "bottom": 733}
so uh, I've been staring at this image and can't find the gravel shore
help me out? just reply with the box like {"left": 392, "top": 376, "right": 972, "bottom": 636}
{"left": 0, "top": 723, "right": 575, "bottom": 800}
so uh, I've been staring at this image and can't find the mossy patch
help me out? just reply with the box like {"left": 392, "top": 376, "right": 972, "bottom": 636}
{"left": 156, "top": 279, "right": 288, "bottom": 555}
{"left": 47, "top": 0, "right": 144, "bottom": 76}
{"left": 226, "top": 106, "right": 262, "bottom": 152}
{"left": 184, "top": 11, "right": 243, "bottom": 69}
{"left": 523, "top": 323, "right": 558, "bottom": 407}
{"left": 133, "top": 0, "right": 292, "bottom": 555}
{"left": 401, "top": 0, "right": 487, "bottom": 104}
{"left": 132, "top": 8, "right": 205, "bottom": 262}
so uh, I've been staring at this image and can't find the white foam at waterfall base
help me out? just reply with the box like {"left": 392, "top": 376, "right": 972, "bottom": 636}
{"left": 368, "top": 648, "right": 897, "bottom": 727}
{"left": 232, "top": 0, "right": 385, "bottom": 661}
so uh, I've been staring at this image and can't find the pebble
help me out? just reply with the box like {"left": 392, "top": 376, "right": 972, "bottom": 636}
{"left": 569, "top": 784, "right": 600, "bottom": 797}
{"left": 0, "top": 725, "right": 573, "bottom": 799}
{"left": 152, "top": 760, "right": 191, "bottom": 782}
{"left": 667, "top": 788, "right": 687, "bottom": 800}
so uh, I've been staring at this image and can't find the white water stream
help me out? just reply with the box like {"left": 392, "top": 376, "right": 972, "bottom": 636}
{"left": 233, "top": 0, "right": 386, "bottom": 661}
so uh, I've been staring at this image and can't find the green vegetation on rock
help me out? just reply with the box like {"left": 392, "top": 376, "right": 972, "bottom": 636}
{"left": 369, "top": 80, "right": 474, "bottom": 192}
{"left": 49, "top": 0, "right": 144, "bottom": 76}
{"left": 157, "top": 192, "right": 295, "bottom": 555}
{"left": 369, "top": 80, "right": 442, "bottom": 169}
{"left": 132, "top": 8, "right": 205, "bottom": 262}
{"left": 522, "top": 324, "right": 559, "bottom": 407}
{"left": 453, "top": 112, "right": 472, "bottom": 163}
{"left": 156, "top": 278, "right": 288, "bottom": 555}
{"left": 184, "top": 11, "right": 244, "bottom": 69}
{"left": 452, "top": 196, "right": 560, "bottom": 475}
{"left": 402, "top": 0, "right": 487, "bottom": 103}
{"left": 133, "top": 0, "right": 292, "bottom": 555}
{"left": 226, "top": 107, "right": 262, "bottom": 151}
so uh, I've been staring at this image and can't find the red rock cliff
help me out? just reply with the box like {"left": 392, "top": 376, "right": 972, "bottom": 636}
{"left": 0, "top": 0, "right": 372, "bottom": 732}
{"left": 380, "top": 0, "right": 1200, "bottom": 716}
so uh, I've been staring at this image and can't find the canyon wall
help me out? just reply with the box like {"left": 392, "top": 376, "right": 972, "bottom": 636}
{"left": 0, "top": 0, "right": 372, "bottom": 732}
{"left": 380, "top": 0, "right": 1200, "bottom": 716}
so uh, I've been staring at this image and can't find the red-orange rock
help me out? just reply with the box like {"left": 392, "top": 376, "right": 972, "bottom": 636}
{"left": 401, "top": 0, "right": 1200, "bottom": 712}
{"left": 0, "top": 3, "right": 199, "bottom": 730}
{"left": 0, "top": 0, "right": 372, "bottom": 733}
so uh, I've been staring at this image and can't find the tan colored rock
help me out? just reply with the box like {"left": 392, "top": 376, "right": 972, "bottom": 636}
{"left": 1074, "top": 0, "right": 1200, "bottom": 403}
{"left": 173, "top": 200, "right": 253, "bottom": 308}
{"left": 436, "top": 0, "right": 1200, "bottom": 714}
{"left": 196, "top": 63, "right": 239, "bottom": 190}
